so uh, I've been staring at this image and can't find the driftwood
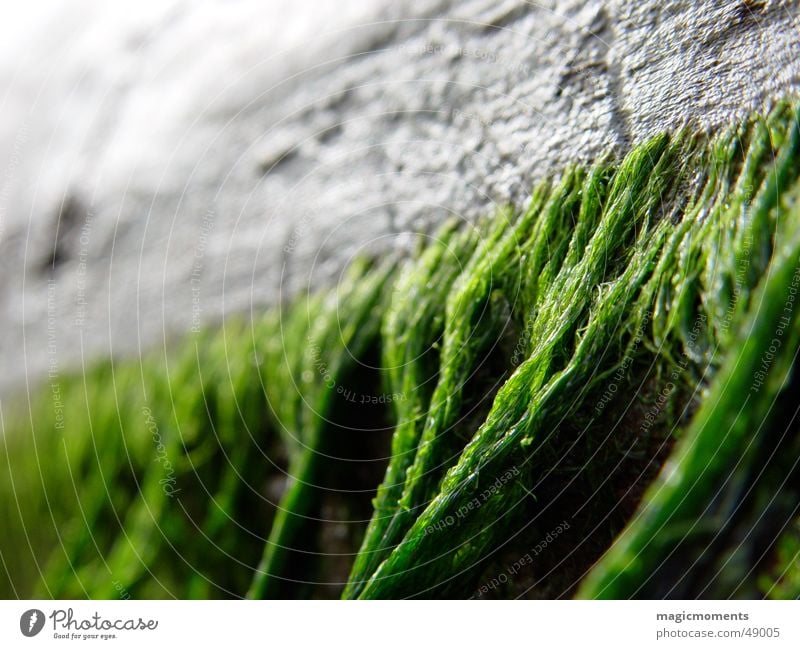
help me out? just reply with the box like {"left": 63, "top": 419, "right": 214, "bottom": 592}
{"left": 0, "top": 0, "right": 796, "bottom": 393}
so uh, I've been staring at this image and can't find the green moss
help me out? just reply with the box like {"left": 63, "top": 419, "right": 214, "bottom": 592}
{"left": 2, "top": 100, "right": 800, "bottom": 599}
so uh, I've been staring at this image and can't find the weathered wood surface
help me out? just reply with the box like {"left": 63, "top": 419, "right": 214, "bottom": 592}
{"left": 0, "top": 0, "right": 797, "bottom": 393}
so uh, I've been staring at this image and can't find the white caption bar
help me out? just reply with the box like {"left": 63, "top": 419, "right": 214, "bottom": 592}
{"left": 0, "top": 600, "right": 797, "bottom": 648}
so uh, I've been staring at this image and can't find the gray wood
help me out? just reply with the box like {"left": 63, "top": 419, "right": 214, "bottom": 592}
{"left": 0, "top": 0, "right": 797, "bottom": 394}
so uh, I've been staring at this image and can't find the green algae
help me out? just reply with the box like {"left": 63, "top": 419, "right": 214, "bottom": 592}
{"left": 1, "top": 100, "right": 800, "bottom": 599}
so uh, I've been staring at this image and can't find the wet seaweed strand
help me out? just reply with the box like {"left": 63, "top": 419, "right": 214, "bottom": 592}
{"left": 349, "top": 102, "right": 800, "bottom": 598}
{"left": 1, "top": 101, "right": 800, "bottom": 599}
